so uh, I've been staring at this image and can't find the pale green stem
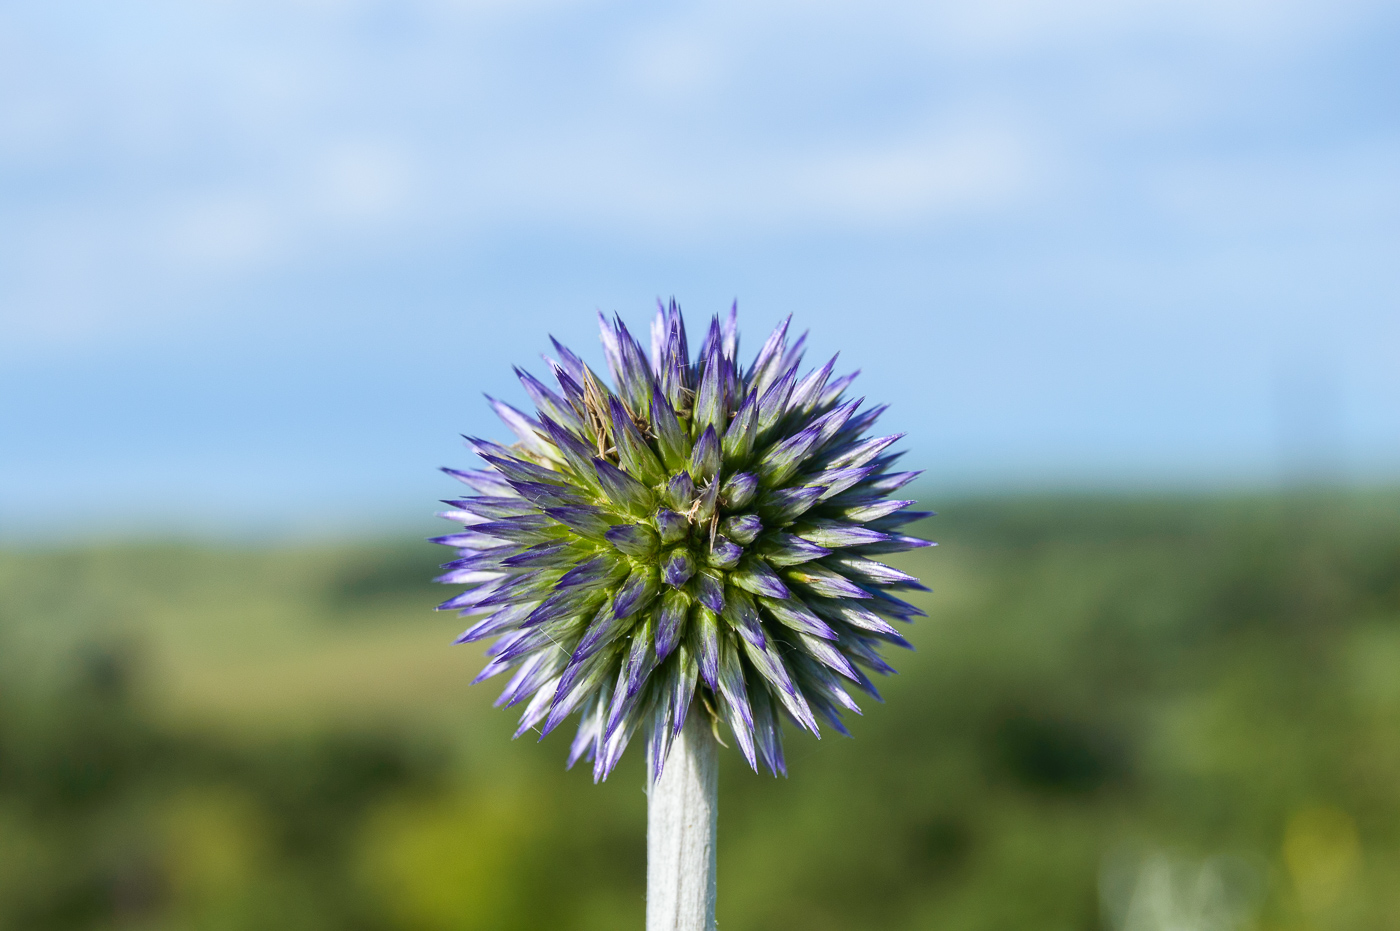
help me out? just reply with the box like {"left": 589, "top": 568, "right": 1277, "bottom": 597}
{"left": 646, "top": 709, "right": 718, "bottom": 931}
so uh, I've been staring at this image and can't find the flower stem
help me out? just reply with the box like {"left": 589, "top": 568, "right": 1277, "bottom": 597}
{"left": 646, "top": 708, "right": 718, "bottom": 931}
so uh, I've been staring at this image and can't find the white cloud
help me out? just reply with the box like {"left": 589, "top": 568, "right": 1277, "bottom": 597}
{"left": 1148, "top": 141, "right": 1400, "bottom": 234}
{"left": 0, "top": 0, "right": 1392, "bottom": 355}
{"left": 914, "top": 0, "right": 1386, "bottom": 55}
{"left": 165, "top": 193, "right": 280, "bottom": 270}
{"left": 313, "top": 142, "right": 417, "bottom": 223}
{"left": 789, "top": 127, "right": 1035, "bottom": 226}
{"left": 618, "top": 29, "right": 728, "bottom": 103}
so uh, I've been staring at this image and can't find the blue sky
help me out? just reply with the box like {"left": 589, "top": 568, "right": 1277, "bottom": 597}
{"left": 1, "top": 0, "right": 1397, "bottom": 537}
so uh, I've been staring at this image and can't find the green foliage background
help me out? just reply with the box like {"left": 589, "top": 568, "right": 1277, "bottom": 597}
{"left": 2, "top": 492, "right": 1398, "bottom": 930}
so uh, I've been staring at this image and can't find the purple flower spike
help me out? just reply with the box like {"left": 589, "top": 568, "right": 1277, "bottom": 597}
{"left": 663, "top": 547, "right": 697, "bottom": 589}
{"left": 688, "top": 425, "right": 722, "bottom": 483}
{"left": 655, "top": 508, "right": 689, "bottom": 544}
{"left": 719, "top": 471, "right": 758, "bottom": 510}
{"left": 691, "top": 569, "right": 726, "bottom": 614}
{"left": 707, "top": 535, "right": 744, "bottom": 569}
{"left": 664, "top": 472, "right": 696, "bottom": 511}
{"left": 606, "top": 522, "right": 660, "bottom": 558}
{"left": 654, "top": 589, "right": 690, "bottom": 660}
{"left": 433, "top": 301, "right": 931, "bottom": 780}
{"left": 719, "top": 513, "right": 763, "bottom": 545}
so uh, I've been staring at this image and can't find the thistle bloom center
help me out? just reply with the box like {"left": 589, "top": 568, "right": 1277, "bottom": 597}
{"left": 434, "top": 302, "right": 931, "bottom": 782}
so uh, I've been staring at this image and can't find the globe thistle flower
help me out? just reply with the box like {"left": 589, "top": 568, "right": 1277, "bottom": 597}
{"left": 434, "top": 302, "right": 931, "bottom": 783}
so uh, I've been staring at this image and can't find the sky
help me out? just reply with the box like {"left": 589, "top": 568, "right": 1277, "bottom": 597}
{"left": 1, "top": 0, "right": 1397, "bottom": 538}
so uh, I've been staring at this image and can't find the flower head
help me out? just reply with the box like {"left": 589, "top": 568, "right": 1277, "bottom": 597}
{"left": 434, "top": 302, "right": 931, "bottom": 781}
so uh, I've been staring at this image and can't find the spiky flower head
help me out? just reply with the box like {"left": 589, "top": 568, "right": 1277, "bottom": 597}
{"left": 434, "top": 302, "right": 931, "bottom": 782}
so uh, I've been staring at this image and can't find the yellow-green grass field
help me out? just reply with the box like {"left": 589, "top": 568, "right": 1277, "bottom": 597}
{"left": 2, "top": 492, "right": 1399, "bottom": 931}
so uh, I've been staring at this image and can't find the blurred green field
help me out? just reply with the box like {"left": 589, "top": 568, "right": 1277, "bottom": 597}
{"left": 2, "top": 491, "right": 1399, "bottom": 931}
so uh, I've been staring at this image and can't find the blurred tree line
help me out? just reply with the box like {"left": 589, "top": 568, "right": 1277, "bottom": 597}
{"left": 1, "top": 491, "right": 1398, "bottom": 930}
